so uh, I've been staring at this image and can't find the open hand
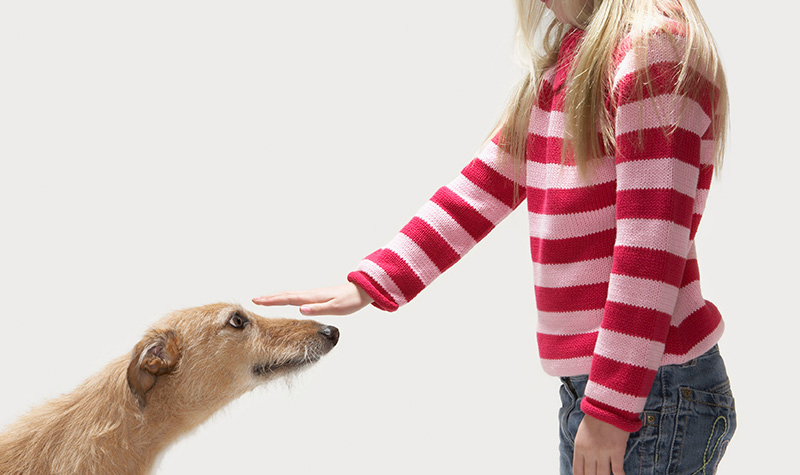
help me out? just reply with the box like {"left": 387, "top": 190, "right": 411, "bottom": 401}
{"left": 253, "top": 282, "right": 373, "bottom": 316}
{"left": 573, "top": 414, "right": 629, "bottom": 475}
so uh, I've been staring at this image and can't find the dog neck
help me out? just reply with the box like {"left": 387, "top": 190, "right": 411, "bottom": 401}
{"left": 0, "top": 357, "right": 216, "bottom": 475}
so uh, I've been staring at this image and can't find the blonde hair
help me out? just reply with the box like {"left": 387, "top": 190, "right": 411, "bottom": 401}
{"left": 496, "top": 0, "right": 728, "bottom": 177}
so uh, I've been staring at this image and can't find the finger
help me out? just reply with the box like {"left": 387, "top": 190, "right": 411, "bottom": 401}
{"left": 307, "top": 294, "right": 370, "bottom": 316}
{"left": 299, "top": 304, "right": 318, "bottom": 315}
{"left": 252, "top": 296, "right": 279, "bottom": 306}
{"left": 579, "top": 458, "right": 597, "bottom": 475}
{"left": 573, "top": 454, "right": 585, "bottom": 475}
{"left": 253, "top": 291, "right": 325, "bottom": 307}
{"left": 298, "top": 300, "right": 345, "bottom": 316}
{"left": 611, "top": 454, "right": 625, "bottom": 475}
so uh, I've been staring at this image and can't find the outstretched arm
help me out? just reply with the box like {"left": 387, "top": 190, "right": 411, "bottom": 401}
{"left": 347, "top": 135, "right": 527, "bottom": 311}
{"left": 256, "top": 133, "right": 526, "bottom": 316}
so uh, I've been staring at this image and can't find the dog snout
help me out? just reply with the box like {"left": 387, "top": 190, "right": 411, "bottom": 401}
{"left": 318, "top": 325, "right": 339, "bottom": 346}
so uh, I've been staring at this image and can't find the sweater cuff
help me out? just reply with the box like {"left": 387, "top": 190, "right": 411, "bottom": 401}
{"left": 347, "top": 271, "right": 399, "bottom": 312}
{"left": 580, "top": 396, "right": 643, "bottom": 433}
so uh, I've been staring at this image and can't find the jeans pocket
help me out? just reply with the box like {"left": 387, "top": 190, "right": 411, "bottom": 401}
{"left": 667, "top": 385, "right": 736, "bottom": 475}
{"left": 620, "top": 412, "right": 660, "bottom": 475}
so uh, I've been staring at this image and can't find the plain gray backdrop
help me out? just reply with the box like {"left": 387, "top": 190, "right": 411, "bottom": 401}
{"left": 0, "top": 1, "right": 796, "bottom": 473}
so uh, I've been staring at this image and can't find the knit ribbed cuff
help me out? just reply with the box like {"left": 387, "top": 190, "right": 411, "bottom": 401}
{"left": 347, "top": 271, "right": 399, "bottom": 312}
{"left": 580, "top": 396, "right": 643, "bottom": 433}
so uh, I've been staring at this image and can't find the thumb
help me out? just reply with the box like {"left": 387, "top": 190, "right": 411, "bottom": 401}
{"left": 299, "top": 304, "right": 318, "bottom": 316}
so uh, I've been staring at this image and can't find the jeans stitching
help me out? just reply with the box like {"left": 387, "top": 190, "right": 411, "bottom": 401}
{"left": 670, "top": 389, "right": 735, "bottom": 475}
{"left": 559, "top": 383, "right": 578, "bottom": 448}
{"left": 707, "top": 380, "right": 732, "bottom": 396}
{"left": 633, "top": 427, "right": 646, "bottom": 475}
{"left": 682, "top": 396, "right": 735, "bottom": 410}
{"left": 669, "top": 408, "right": 687, "bottom": 475}
{"left": 681, "top": 387, "right": 735, "bottom": 410}
{"left": 712, "top": 440, "right": 731, "bottom": 473}
{"left": 668, "top": 393, "right": 694, "bottom": 475}
{"left": 690, "top": 415, "right": 730, "bottom": 475}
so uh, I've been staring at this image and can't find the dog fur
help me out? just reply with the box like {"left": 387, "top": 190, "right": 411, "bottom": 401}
{"left": 0, "top": 303, "right": 339, "bottom": 475}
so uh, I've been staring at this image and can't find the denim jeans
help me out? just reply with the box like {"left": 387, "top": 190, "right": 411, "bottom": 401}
{"left": 558, "top": 345, "right": 736, "bottom": 475}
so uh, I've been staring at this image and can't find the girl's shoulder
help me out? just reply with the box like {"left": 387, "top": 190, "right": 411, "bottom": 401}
{"left": 613, "top": 18, "right": 688, "bottom": 70}
{"left": 610, "top": 18, "right": 703, "bottom": 93}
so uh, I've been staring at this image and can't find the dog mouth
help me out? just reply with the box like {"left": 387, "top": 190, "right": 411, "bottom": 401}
{"left": 252, "top": 354, "right": 324, "bottom": 377}
{"left": 251, "top": 326, "right": 338, "bottom": 377}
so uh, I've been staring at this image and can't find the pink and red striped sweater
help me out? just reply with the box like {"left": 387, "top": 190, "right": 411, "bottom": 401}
{"left": 347, "top": 27, "right": 724, "bottom": 433}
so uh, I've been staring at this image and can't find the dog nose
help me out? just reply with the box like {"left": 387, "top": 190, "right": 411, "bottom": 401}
{"left": 318, "top": 325, "right": 339, "bottom": 345}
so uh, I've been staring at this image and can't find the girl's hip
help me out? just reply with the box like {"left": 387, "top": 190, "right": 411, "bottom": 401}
{"left": 557, "top": 344, "right": 736, "bottom": 475}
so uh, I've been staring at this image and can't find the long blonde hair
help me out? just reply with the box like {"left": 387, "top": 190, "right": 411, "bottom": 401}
{"left": 496, "top": 0, "right": 728, "bottom": 176}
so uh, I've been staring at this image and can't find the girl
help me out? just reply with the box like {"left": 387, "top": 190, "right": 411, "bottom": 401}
{"left": 254, "top": 1, "right": 735, "bottom": 474}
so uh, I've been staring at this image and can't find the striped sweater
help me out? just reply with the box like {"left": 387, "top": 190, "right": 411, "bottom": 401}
{"left": 347, "top": 27, "right": 724, "bottom": 433}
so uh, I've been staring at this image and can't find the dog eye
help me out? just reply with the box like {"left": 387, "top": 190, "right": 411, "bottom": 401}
{"left": 228, "top": 312, "right": 249, "bottom": 329}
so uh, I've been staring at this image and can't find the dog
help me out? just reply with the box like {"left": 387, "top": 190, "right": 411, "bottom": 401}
{"left": 0, "top": 303, "right": 339, "bottom": 475}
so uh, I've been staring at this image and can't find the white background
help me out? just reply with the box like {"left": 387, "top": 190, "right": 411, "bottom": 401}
{"left": 0, "top": 1, "right": 796, "bottom": 474}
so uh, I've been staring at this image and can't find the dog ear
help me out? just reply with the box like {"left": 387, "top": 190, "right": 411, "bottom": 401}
{"left": 126, "top": 329, "right": 181, "bottom": 408}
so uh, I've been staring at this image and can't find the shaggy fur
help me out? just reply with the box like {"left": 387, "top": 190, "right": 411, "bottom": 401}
{"left": 0, "top": 303, "right": 339, "bottom": 475}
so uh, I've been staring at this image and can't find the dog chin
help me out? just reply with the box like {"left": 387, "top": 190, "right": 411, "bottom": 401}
{"left": 252, "top": 357, "right": 319, "bottom": 377}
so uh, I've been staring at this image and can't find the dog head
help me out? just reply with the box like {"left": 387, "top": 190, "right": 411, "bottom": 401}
{"left": 126, "top": 303, "right": 339, "bottom": 411}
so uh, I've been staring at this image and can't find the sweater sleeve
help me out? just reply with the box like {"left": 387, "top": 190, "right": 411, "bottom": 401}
{"left": 348, "top": 135, "right": 527, "bottom": 311}
{"left": 580, "top": 31, "right": 720, "bottom": 432}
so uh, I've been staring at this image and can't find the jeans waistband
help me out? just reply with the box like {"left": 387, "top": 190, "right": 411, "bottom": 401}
{"left": 559, "top": 344, "right": 726, "bottom": 410}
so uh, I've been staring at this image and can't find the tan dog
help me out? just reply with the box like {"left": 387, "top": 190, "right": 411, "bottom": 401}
{"left": 0, "top": 303, "right": 339, "bottom": 475}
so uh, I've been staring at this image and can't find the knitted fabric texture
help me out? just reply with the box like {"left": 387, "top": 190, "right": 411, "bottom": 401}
{"left": 347, "top": 27, "right": 723, "bottom": 433}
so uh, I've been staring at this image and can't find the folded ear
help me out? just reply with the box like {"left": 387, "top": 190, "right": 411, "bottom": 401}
{"left": 126, "top": 329, "right": 181, "bottom": 408}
